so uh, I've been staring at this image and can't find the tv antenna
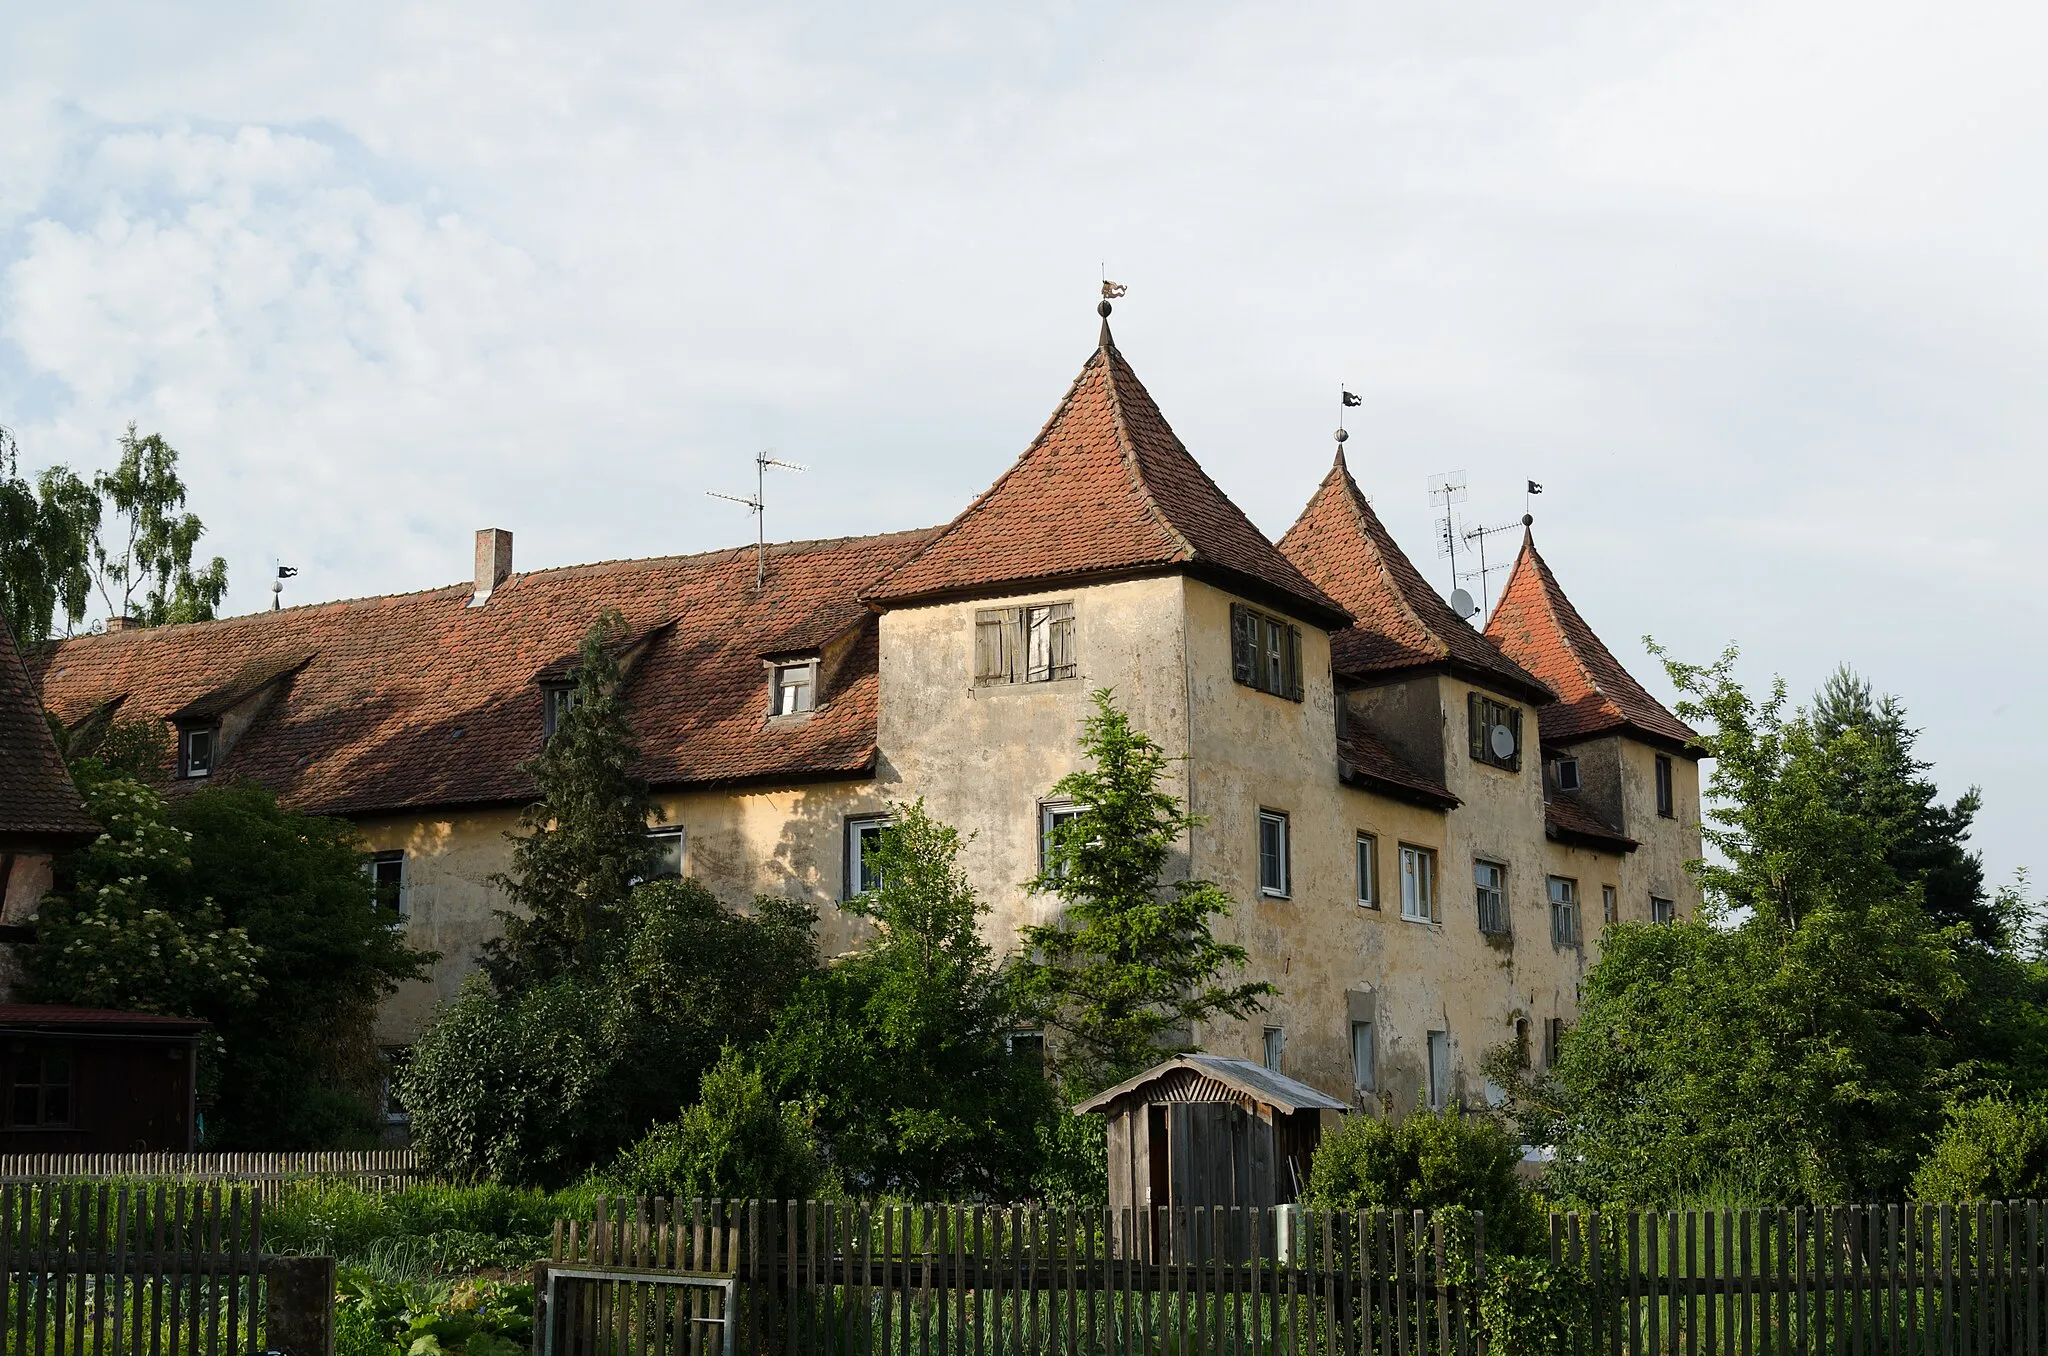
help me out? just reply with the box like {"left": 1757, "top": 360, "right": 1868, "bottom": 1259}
{"left": 1458, "top": 519, "right": 1522, "bottom": 625}
{"left": 708, "top": 450, "right": 806, "bottom": 591}
{"left": 1426, "top": 471, "right": 1469, "bottom": 607}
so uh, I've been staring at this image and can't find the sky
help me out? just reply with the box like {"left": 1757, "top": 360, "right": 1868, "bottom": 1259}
{"left": 1, "top": 1, "right": 2041, "bottom": 891}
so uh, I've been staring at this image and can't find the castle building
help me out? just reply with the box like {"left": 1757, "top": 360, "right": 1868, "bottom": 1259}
{"left": 28, "top": 308, "right": 1701, "bottom": 1112}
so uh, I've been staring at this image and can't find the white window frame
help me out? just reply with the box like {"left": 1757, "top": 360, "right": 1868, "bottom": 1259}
{"left": 1426, "top": 1030, "right": 1450, "bottom": 1110}
{"left": 1262, "top": 1026, "right": 1285, "bottom": 1073}
{"left": 368, "top": 850, "right": 407, "bottom": 921}
{"left": 1257, "top": 809, "right": 1290, "bottom": 898}
{"left": 1474, "top": 859, "right": 1508, "bottom": 935}
{"left": 1399, "top": 845, "right": 1437, "bottom": 923}
{"left": 1602, "top": 884, "right": 1619, "bottom": 925}
{"left": 180, "top": 725, "right": 216, "bottom": 778}
{"left": 642, "top": 828, "right": 686, "bottom": 882}
{"left": 1549, "top": 876, "right": 1580, "bottom": 947}
{"left": 1355, "top": 832, "right": 1379, "bottom": 909}
{"left": 1651, "top": 894, "right": 1677, "bottom": 925}
{"left": 1554, "top": 756, "right": 1581, "bottom": 792}
{"left": 542, "top": 684, "right": 577, "bottom": 740}
{"left": 844, "top": 814, "right": 891, "bottom": 899}
{"left": 1350, "top": 1020, "right": 1376, "bottom": 1093}
{"left": 1038, "top": 799, "right": 1084, "bottom": 874}
{"left": 771, "top": 661, "right": 817, "bottom": 717}
{"left": 1655, "top": 754, "right": 1675, "bottom": 818}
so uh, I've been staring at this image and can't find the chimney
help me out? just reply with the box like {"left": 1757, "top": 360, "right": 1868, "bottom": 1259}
{"left": 470, "top": 529, "right": 513, "bottom": 608}
{"left": 103, "top": 616, "right": 136, "bottom": 633}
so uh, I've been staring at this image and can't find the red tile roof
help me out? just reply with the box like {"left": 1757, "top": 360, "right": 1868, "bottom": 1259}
{"left": 1484, "top": 530, "right": 1698, "bottom": 753}
{"left": 1279, "top": 450, "right": 1551, "bottom": 703}
{"left": 30, "top": 530, "right": 936, "bottom": 819}
{"left": 0, "top": 617, "right": 97, "bottom": 848}
{"left": 1543, "top": 794, "right": 1637, "bottom": 853}
{"left": 1337, "top": 726, "right": 1459, "bottom": 810}
{"left": 0, "top": 1004, "right": 208, "bottom": 1034}
{"left": 866, "top": 322, "right": 1349, "bottom": 628}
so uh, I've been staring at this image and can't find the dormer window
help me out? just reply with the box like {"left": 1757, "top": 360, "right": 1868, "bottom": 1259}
{"left": 771, "top": 662, "right": 816, "bottom": 717}
{"left": 1230, "top": 603, "right": 1303, "bottom": 701}
{"left": 1468, "top": 693, "right": 1523, "bottom": 772}
{"left": 179, "top": 725, "right": 218, "bottom": 778}
{"left": 1553, "top": 756, "right": 1581, "bottom": 792}
{"left": 541, "top": 684, "right": 578, "bottom": 740}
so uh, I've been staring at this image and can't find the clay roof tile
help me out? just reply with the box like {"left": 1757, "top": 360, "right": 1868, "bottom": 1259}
{"left": 0, "top": 617, "right": 98, "bottom": 847}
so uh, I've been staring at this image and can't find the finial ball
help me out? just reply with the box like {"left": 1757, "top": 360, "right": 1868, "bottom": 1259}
{"left": 1334, "top": 428, "right": 1349, "bottom": 443}
{"left": 1097, "top": 300, "right": 1112, "bottom": 318}
{"left": 1522, "top": 513, "right": 1534, "bottom": 527}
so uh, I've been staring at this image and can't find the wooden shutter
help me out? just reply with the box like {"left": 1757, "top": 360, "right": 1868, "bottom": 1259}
{"left": 974, "top": 610, "right": 1008, "bottom": 684}
{"left": 1285, "top": 624, "right": 1304, "bottom": 702}
{"left": 1468, "top": 692, "right": 1486, "bottom": 759}
{"left": 1048, "top": 602, "right": 1075, "bottom": 679}
{"left": 1231, "top": 604, "right": 1257, "bottom": 685}
{"left": 1507, "top": 705, "right": 1522, "bottom": 771}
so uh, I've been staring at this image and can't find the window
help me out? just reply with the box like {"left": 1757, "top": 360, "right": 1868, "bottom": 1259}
{"left": 1473, "top": 860, "right": 1509, "bottom": 935}
{"left": 1513, "top": 1017, "right": 1532, "bottom": 1068}
{"left": 1553, "top": 756, "right": 1581, "bottom": 792}
{"left": 975, "top": 603, "right": 1075, "bottom": 685}
{"left": 1651, "top": 895, "right": 1677, "bottom": 925}
{"left": 10, "top": 1047, "right": 71, "bottom": 1127}
{"left": 645, "top": 829, "right": 685, "bottom": 881}
{"left": 1399, "top": 845, "right": 1437, "bottom": 922}
{"left": 1038, "top": 800, "right": 1085, "bottom": 874}
{"left": 542, "top": 684, "right": 578, "bottom": 740}
{"left": 844, "top": 815, "right": 890, "bottom": 899}
{"left": 1230, "top": 604, "right": 1304, "bottom": 702}
{"left": 1355, "top": 833, "right": 1379, "bottom": 909}
{"left": 179, "top": 725, "right": 217, "bottom": 778}
{"left": 1602, "top": 884, "right": 1618, "bottom": 925}
{"left": 1257, "top": 810, "right": 1290, "bottom": 898}
{"left": 369, "top": 851, "right": 407, "bottom": 921}
{"left": 771, "top": 662, "right": 815, "bottom": 716}
{"left": 1262, "top": 1026, "right": 1285, "bottom": 1072}
{"left": 1006, "top": 1031, "right": 1045, "bottom": 1071}
{"left": 1548, "top": 876, "right": 1580, "bottom": 946}
{"left": 1426, "top": 1031, "right": 1450, "bottom": 1110}
{"left": 1350, "top": 1021, "right": 1376, "bottom": 1092}
{"left": 1655, "top": 754, "right": 1675, "bottom": 818}
{"left": 1544, "top": 1018, "right": 1565, "bottom": 1068}
{"left": 381, "top": 1047, "right": 411, "bottom": 1125}
{"left": 1467, "top": 693, "right": 1523, "bottom": 771}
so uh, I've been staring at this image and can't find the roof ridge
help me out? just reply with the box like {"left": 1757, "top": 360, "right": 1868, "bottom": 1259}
{"left": 1099, "top": 345, "right": 1199, "bottom": 562}
{"left": 1493, "top": 533, "right": 1621, "bottom": 723}
{"left": 1340, "top": 453, "right": 1448, "bottom": 662}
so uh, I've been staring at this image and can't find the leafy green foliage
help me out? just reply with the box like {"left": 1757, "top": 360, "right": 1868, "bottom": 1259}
{"left": 755, "top": 801, "right": 1054, "bottom": 1199}
{"left": 335, "top": 1272, "right": 533, "bottom": 1356}
{"left": 264, "top": 1178, "right": 592, "bottom": 1267}
{"left": 1911, "top": 1093, "right": 2048, "bottom": 1202}
{"left": 1012, "top": 689, "right": 1273, "bottom": 1092}
{"left": 403, "top": 880, "right": 817, "bottom": 1186}
{"left": 90, "top": 423, "right": 227, "bottom": 627}
{"left": 0, "top": 425, "right": 96, "bottom": 646}
{"left": 30, "top": 761, "right": 264, "bottom": 1015}
{"left": 610, "top": 1048, "right": 831, "bottom": 1201}
{"left": 1301, "top": 1107, "right": 1543, "bottom": 1255}
{"left": 483, "top": 611, "right": 661, "bottom": 992}
{"left": 1478, "top": 1254, "right": 1597, "bottom": 1356}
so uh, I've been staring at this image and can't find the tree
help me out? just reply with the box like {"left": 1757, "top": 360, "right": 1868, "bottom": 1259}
{"left": 90, "top": 424, "right": 227, "bottom": 627}
{"left": 402, "top": 879, "right": 818, "bottom": 1186}
{"left": 482, "top": 610, "right": 660, "bottom": 993}
{"left": 1301, "top": 1106, "right": 1544, "bottom": 1255}
{"left": 610, "top": 1049, "right": 832, "bottom": 1201}
{"left": 0, "top": 425, "right": 97, "bottom": 646}
{"left": 754, "top": 801, "right": 1054, "bottom": 1199}
{"left": 1011, "top": 690, "right": 1274, "bottom": 1093}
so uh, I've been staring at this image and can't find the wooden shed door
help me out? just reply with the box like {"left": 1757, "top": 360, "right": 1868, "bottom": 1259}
{"left": 1146, "top": 1105, "right": 1169, "bottom": 1212}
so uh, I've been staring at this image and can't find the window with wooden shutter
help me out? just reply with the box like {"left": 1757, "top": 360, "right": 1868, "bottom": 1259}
{"left": 1286, "top": 624, "right": 1303, "bottom": 701}
{"left": 975, "top": 611, "right": 1009, "bottom": 683}
{"left": 1231, "top": 605, "right": 1257, "bottom": 684}
{"left": 1230, "top": 603, "right": 1305, "bottom": 703}
{"left": 1468, "top": 692, "right": 1523, "bottom": 771}
{"left": 977, "top": 602, "right": 1076, "bottom": 686}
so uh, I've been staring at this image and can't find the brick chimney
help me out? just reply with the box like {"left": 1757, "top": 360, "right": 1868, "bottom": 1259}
{"left": 103, "top": 616, "right": 136, "bottom": 633}
{"left": 470, "top": 529, "right": 513, "bottom": 608}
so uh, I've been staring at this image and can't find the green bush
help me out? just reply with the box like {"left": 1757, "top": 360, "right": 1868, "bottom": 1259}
{"left": 264, "top": 1179, "right": 595, "bottom": 1269}
{"left": 1478, "top": 1254, "right": 1596, "bottom": 1356}
{"left": 608, "top": 1049, "right": 831, "bottom": 1201}
{"left": 334, "top": 1271, "right": 532, "bottom": 1356}
{"left": 1912, "top": 1093, "right": 2048, "bottom": 1202}
{"left": 1301, "top": 1107, "right": 1544, "bottom": 1254}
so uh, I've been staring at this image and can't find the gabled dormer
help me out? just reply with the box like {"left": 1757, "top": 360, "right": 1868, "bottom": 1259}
{"left": 163, "top": 652, "right": 315, "bottom": 780}
{"left": 531, "top": 618, "right": 675, "bottom": 742}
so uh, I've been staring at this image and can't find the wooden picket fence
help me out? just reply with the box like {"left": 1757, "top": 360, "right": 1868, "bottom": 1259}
{"left": 539, "top": 1197, "right": 2048, "bottom": 1355}
{"left": 0, "top": 1151, "right": 422, "bottom": 1200}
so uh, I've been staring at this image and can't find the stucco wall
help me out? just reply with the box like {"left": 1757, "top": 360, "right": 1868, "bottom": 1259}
{"left": 1615, "top": 740, "right": 1704, "bottom": 920}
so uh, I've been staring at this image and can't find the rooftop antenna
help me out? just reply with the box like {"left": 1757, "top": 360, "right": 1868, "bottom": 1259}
{"left": 1458, "top": 520, "right": 1521, "bottom": 624}
{"left": 1427, "top": 471, "right": 1470, "bottom": 612}
{"left": 708, "top": 450, "right": 806, "bottom": 592}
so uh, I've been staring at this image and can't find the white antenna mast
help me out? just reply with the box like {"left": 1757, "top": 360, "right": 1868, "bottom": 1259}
{"left": 1427, "top": 471, "right": 1469, "bottom": 610}
{"left": 1458, "top": 519, "right": 1522, "bottom": 625}
{"left": 708, "top": 450, "right": 806, "bottom": 592}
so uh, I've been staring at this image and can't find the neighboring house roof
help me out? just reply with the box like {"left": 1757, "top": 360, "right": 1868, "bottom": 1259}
{"left": 1544, "top": 793, "right": 1638, "bottom": 854}
{"left": 1337, "top": 725, "right": 1459, "bottom": 811}
{"left": 0, "top": 1005, "right": 208, "bottom": 1036}
{"left": 30, "top": 530, "right": 936, "bottom": 819}
{"left": 1484, "top": 529, "right": 1698, "bottom": 754}
{"left": 1280, "top": 448, "right": 1551, "bottom": 704}
{"left": 866, "top": 312, "right": 1350, "bottom": 629}
{"left": 0, "top": 616, "right": 98, "bottom": 850}
{"left": 1073, "top": 1054, "right": 1350, "bottom": 1116}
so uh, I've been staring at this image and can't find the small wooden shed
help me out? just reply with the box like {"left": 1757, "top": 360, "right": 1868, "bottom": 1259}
{"left": 1075, "top": 1055, "right": 1346, "bottom": 1253}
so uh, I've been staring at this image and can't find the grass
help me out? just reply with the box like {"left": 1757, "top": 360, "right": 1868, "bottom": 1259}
{"left": 264, "top": 1178, "right": 600, "bottom": 1273}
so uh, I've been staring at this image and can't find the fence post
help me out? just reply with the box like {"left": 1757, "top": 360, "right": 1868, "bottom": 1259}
{"left": 263, "top": 1255, "right": 336, "bottom": 1356}
{"left": 531, "top": 1261, "right": 551, "bottom": 1356}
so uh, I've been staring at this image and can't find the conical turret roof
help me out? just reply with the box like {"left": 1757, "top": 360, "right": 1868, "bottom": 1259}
{"left": 865, "top": 321, "right": 1348, "bottom": 627}
{"left": 1484, "top": 529, "right": 1696, "bottom": 752}
{"left": 0, "top": 616, "right": 97, "bottom": 847}
{"left": 1279, "top": 449, "right": 1549, "bottom": 702}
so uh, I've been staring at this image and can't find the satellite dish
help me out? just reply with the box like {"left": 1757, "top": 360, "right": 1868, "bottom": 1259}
{"left": 1490, "top": 723, "right": 1517, "bottom": 760}
{"left": 1449, "top": 588, "right": 1477, "bottom": 619}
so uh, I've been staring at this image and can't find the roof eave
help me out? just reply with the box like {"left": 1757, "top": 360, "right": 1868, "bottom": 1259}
{"left": 1545, "top": 821, "right": 1640, "bottom": 854}
{"left": 1542, "top": 721, "right": 1705, "bottom": 761}
{"left": 1336, "top": 763, "right": 1460, "bottom": 811}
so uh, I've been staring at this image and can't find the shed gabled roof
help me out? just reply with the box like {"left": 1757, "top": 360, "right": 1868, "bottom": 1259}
{"left": 0, "top": 616, "right": 97, "bottom": 849}
{"left": 865, "top": 317, "right": 1349, "bottom": 629}
{"left": 1484, "top": 530, "right": 1698, "bottom": 754}
{"left": 1072, "top": 1054, "right": 1349, "bottom": 1116}
{"left": 30, "top": 529, "right": 936, "bottom": 819}
{"left": 1279, "top": 449, "right": 1550, "bottom": 704}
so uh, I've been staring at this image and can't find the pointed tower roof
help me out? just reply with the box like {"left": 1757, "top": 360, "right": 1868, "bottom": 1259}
{"left": 0, "top": 616, "right": 97, "bottom": 849}
{"left": 864, "top": 309, "right": 1349, "bottom": 628}
{"left": 1484, "top": 527, "right": 1697, "bottom": 753}
{"left": 1278, "top": 448, "right": 1550, "bottom": 703}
